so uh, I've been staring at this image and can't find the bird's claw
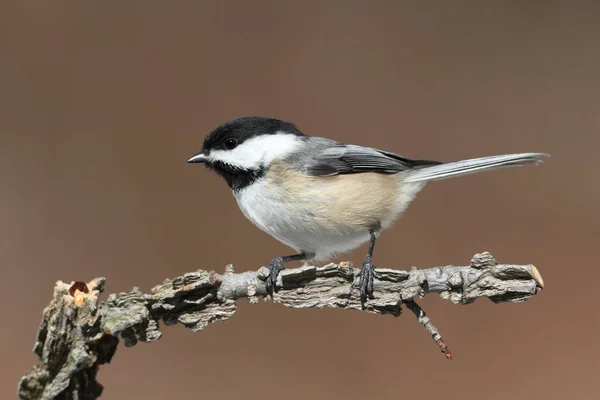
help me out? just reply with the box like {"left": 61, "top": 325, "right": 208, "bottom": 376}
{"left": 359, "top": 255, "right": 376, "bottom": 307}
{"left": 266, "top": 257, "right": 285, "bottom": 296}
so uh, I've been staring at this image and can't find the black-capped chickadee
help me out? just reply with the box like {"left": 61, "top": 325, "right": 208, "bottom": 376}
{"left": 188, "top": 116, "right": 548, "bottom": 306}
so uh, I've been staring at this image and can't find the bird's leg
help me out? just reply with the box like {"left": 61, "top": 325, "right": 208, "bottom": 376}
{"left": 266, "top": 252, "right": 308, "bottom": 296}
{"left": 359, "top": 229, "right": 379, "bottom": 307}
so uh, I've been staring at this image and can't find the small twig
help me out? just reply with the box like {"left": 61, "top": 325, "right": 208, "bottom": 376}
{"left": 403, "top": 299, "right": 452, "bottom": 360}
{"left": 18, "top": 252, "right": 543, "bottom": 400}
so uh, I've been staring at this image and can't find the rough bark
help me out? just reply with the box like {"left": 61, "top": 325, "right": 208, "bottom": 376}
{"left": 18, "top": 252, "right": 544, "bottom": 400}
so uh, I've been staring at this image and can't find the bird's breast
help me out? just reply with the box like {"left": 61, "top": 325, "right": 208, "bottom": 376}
{"left": 233, "top": 161, "right": 423, "bottom": 259}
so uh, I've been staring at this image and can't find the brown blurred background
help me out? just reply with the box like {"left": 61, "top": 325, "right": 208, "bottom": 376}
{"left": 2, "top": 1, "right": 599, "bottom": 399}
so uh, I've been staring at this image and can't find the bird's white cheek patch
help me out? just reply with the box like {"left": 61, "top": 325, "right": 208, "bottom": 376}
{"left": 208, "top": 133, "right": 302, "bottom": 169}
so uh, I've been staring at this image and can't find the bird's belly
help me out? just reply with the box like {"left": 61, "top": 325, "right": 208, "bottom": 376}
{"left": 234, "top": 171, "right": 424, "bottom": 261}
{"left": 234, "top": 179, "right": 374, "bottom": 260}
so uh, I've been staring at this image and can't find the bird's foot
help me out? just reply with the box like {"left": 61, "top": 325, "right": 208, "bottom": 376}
{"left": 266, "top": 257, "right": 285, "bottom": 296}
{"left": 359, "top": 255, "right": 376, "bottom": 308}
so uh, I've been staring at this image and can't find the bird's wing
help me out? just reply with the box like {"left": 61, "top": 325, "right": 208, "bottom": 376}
{"left": 301, "top": 144, "right": 442, "bottom": 176}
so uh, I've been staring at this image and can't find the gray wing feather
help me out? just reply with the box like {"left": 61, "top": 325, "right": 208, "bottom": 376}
{"left": 301, "top": 143, "right": 441, "bottom": 176}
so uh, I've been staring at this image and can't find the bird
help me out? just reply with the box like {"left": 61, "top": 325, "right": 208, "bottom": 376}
{"left": 187, "top": 116, "right": 548, "bottom": 307}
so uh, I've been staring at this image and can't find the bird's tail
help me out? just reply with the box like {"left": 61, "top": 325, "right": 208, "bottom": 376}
{"left": 403, "top": 153, "right": 549, "bottom": 183}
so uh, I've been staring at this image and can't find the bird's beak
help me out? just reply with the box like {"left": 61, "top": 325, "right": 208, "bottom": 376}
{"left": 187, "top": 152, "right": 207, "bottom": 164}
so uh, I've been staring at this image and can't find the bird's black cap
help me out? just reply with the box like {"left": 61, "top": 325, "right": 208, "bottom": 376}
{"left": 201, "top": 116, "right": 305, "bottom": 154}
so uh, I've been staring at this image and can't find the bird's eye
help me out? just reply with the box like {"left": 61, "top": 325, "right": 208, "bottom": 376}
{"left": 224, "top": 138, "right": 238, "bottom": 150}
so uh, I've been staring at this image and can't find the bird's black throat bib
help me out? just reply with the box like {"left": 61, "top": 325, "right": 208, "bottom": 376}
{"left": 208, "top": 161, "right": 266, "bottom": 192}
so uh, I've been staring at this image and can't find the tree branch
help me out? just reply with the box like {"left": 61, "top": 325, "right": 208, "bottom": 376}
{"left": 18, "top": 252, "right": 543, "bottom": 400}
